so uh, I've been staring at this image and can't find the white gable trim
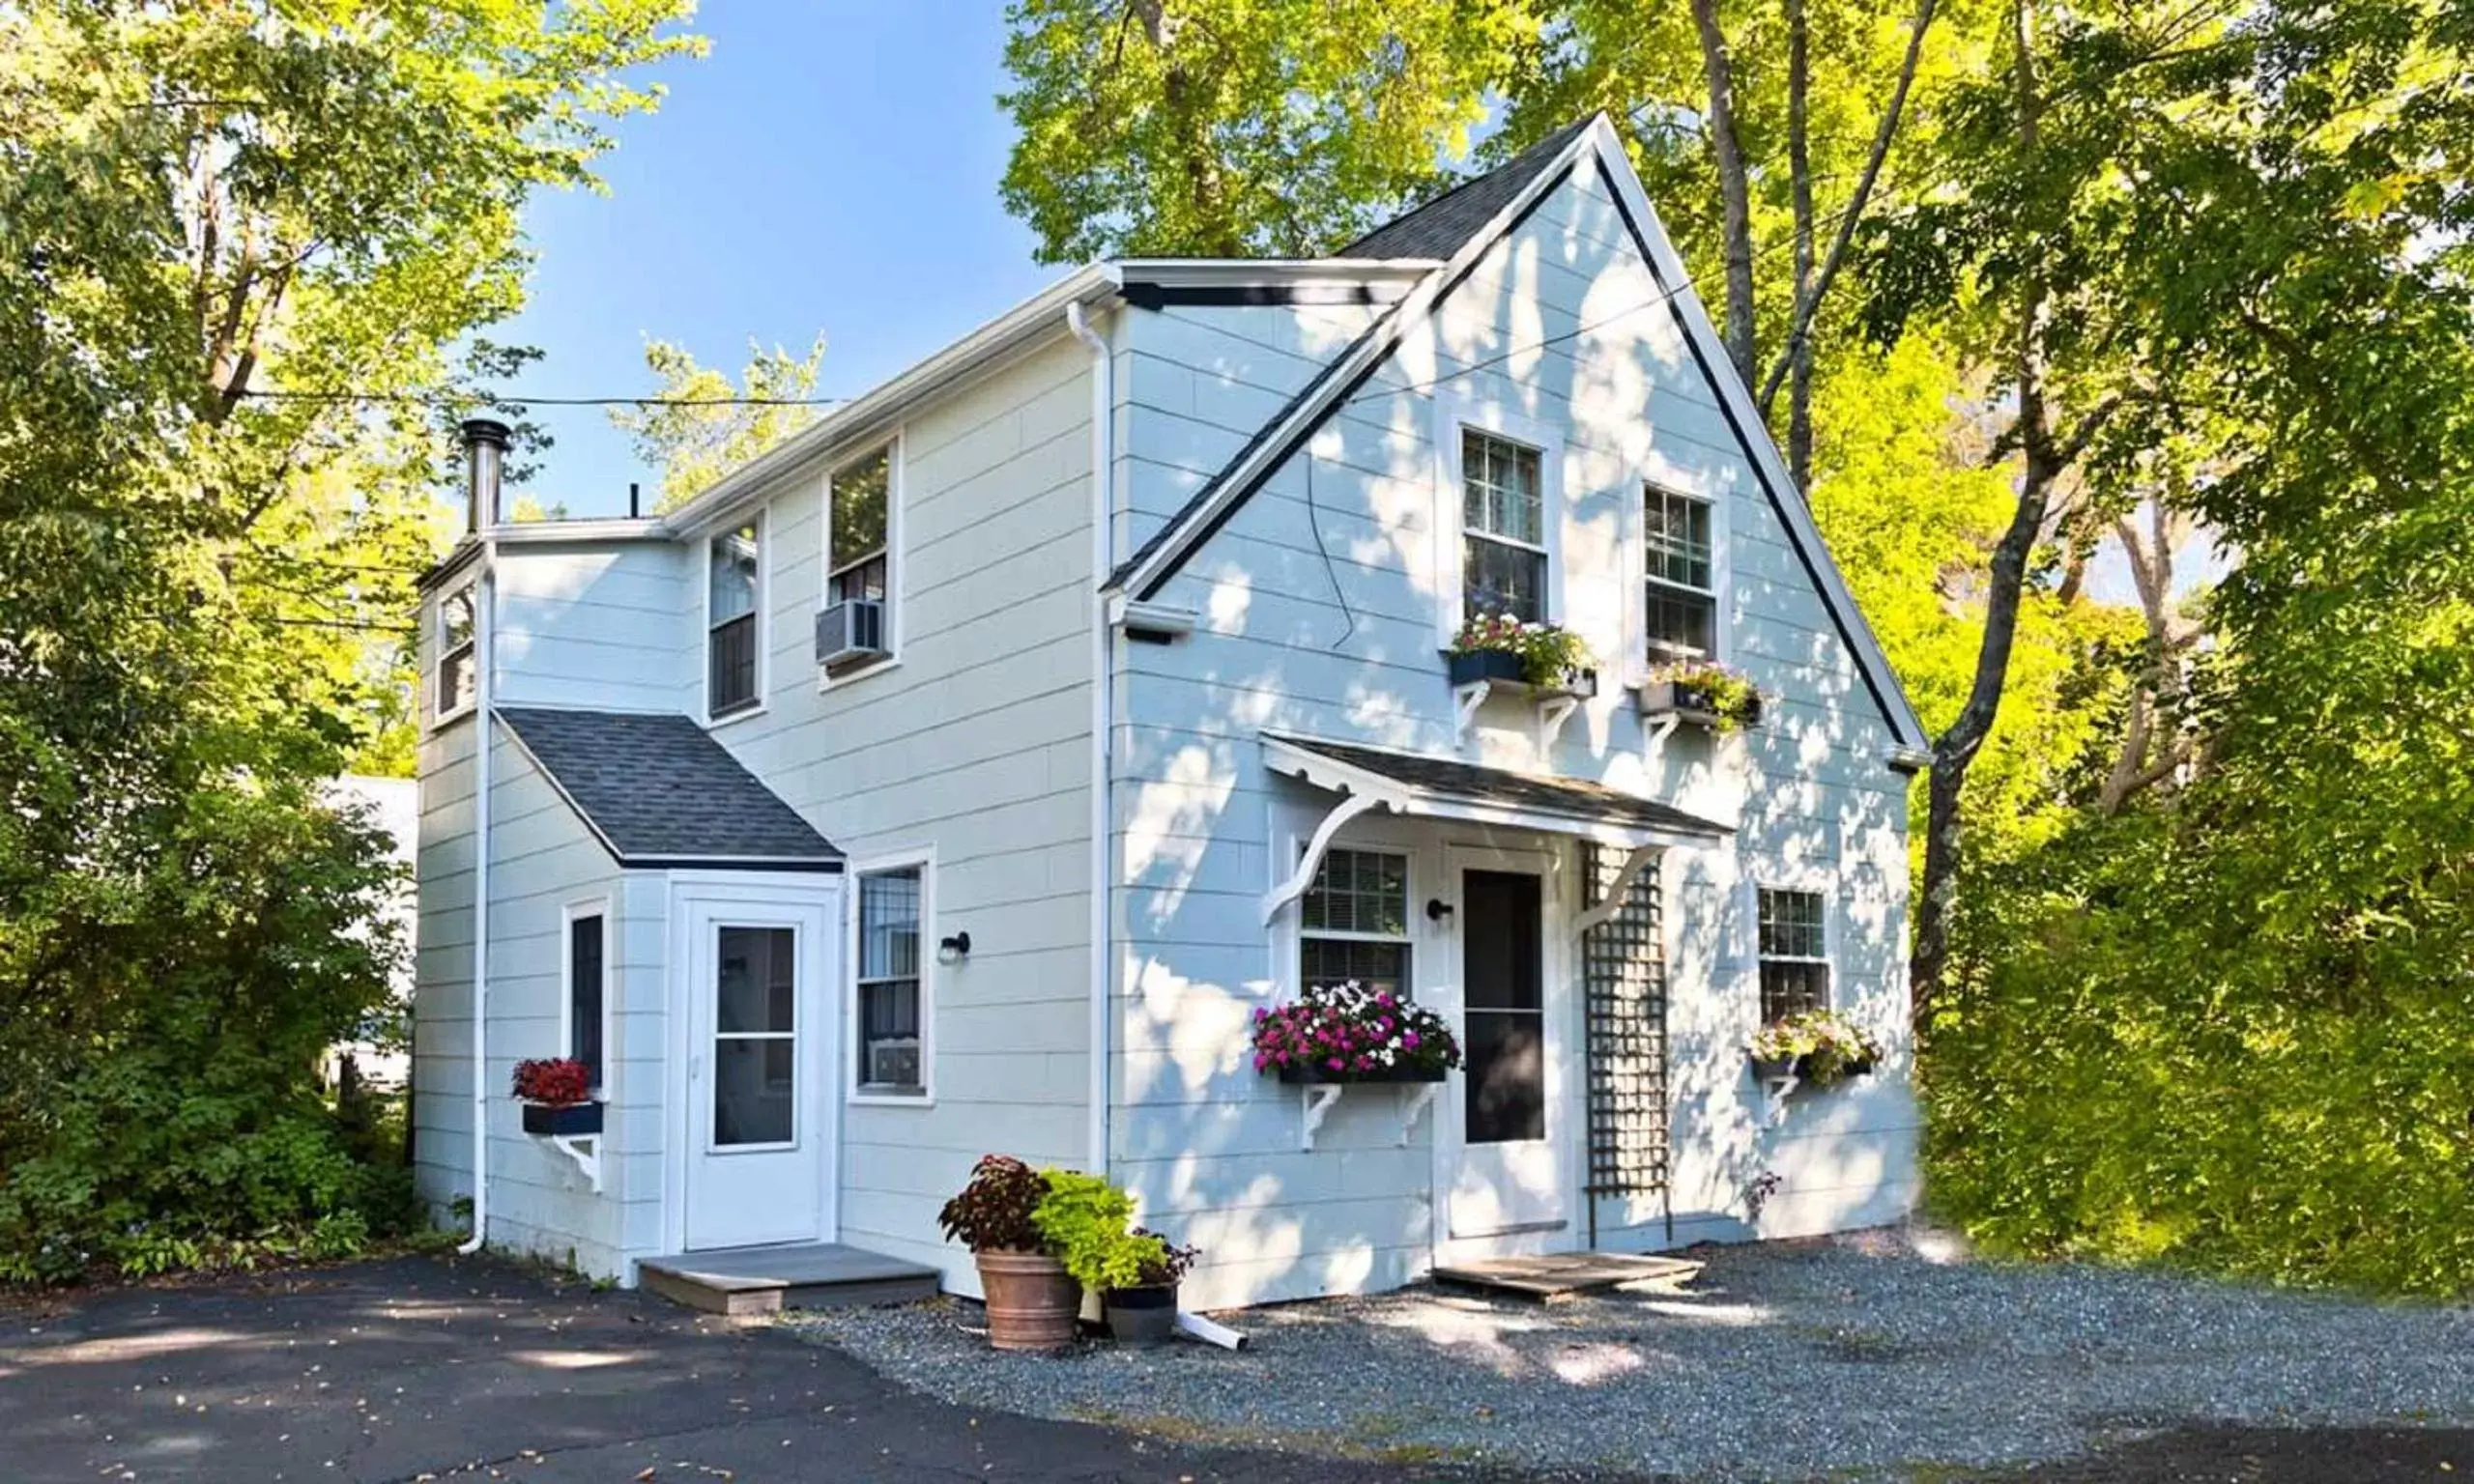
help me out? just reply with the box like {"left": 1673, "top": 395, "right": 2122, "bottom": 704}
{"left": 1574, "top": 117, "right": 1927, "bottom": 751}
{"left": 1106, "top": 114, "right": 1929, "bottom": 754}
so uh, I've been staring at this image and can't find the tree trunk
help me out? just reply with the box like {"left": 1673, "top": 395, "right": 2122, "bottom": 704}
{"left": 1786, "top": 0, "right": 1816, "bottom": 490}
{"left": 1690, "top": 0, "right": 1758, "bottom": 384}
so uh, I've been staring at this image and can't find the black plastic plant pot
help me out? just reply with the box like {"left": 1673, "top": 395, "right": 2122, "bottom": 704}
{"left": 521, "top": 1100, "right": 603, "bottom": 1137}
{"left": 1104, "top": 1283, "right": 1181, "bottom": 1346}
{"left": 1447, "top": 648, "right": 1528, "bottom": 687}
{"left": 1276, "top": 1062, "right": 1450, "bottom": 1086}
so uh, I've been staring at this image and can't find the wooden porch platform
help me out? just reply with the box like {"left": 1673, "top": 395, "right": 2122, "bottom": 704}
{"left": 1432, "top": 1251, "right": 1704, "bottom": 1303}
{"left": 639, "top": 1242, "right": 941, "bottom": 1316}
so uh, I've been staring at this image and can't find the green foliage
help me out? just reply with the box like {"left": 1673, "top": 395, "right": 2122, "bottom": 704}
{"left": 1030, "top": 1170, "right": 1168, "bottom": 1293}
{"left": 610, "top": 333, "right": 829, "bottom": 511}
{"left": 1749, "top": 1010, "right": 1883, "bottom": 1087}
{"left": 0, "top": 0, "right": 700, "bottom": 1284}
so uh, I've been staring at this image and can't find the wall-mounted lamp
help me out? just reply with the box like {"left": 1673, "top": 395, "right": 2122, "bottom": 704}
{"left": 1425, "top": 899, "right": 1454, "bottom": 923}
{"left": 937, "top": 930, "right": 972, "bottom": 964}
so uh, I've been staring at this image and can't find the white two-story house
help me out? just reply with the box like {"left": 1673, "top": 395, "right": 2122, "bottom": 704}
{"left": 411, "top": 114, "right": 1931, "bottom": 1310}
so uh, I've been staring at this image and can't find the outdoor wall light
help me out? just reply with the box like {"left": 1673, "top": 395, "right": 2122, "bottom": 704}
{"left": 937, "top": 930, "right": 972, "bottom": 964}
{"left": 1425, "top": 899, "right": 1454, "bottom": 923}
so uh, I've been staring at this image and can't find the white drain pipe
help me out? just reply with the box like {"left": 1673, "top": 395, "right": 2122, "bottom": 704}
{"left": 1065, "top": 300, "right": 1113, "bottom": 1178}
{"left": 457, "top": 419, "right": 508, "bottom": 1256}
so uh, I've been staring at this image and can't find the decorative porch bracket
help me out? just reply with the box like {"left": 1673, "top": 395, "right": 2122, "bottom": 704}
{"left": 1260, "top": 790, "right": 1384, "bottom": 926}
{"left": 1570, "top": 842, "right": 1661, "bottom": 939}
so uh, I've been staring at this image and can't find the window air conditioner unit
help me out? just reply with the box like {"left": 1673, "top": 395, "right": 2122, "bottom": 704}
{"left": 816, "top": 598, "right": 887, "bottom": 667}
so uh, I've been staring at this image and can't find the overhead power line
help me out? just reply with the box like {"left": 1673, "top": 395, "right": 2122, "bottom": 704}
{"left": 238, "top": 390, "right": 849, "bottom": 408}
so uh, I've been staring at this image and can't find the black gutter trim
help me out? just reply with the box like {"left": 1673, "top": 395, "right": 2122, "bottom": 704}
{"left": 1589, "top": 157, "right": 1905, "bottom": 740}
{"left": 1119, "top": 281, "right": 1417, "bottom": 311}
{"left": 1130, "top": 158, "right": 1582, "bottom": 605}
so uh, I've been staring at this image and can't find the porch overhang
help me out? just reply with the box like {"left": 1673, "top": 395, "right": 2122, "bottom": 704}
{"left": 1257, "top": 732, "right": 1731, "bottom": 926}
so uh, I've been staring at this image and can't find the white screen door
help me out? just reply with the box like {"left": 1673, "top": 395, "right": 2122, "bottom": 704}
{"left": 1442, "top": 853, "right": 1569, "bottom": 1249}
{"left": 681, "top": 892, "right": 831, "bottom": 1250}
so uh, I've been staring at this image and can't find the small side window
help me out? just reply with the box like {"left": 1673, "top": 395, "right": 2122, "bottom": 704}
{"left": 567, "top": 910, "right": 606, "bottom": 1087}
{"left": 854, "top": 865, "right": 925, "bottom": 1097}
{"left": 435, "top": 585, "right": 475, "bottom": 722}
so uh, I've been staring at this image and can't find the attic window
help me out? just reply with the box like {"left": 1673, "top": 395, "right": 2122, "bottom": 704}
{"left": 1461, "top": 429, "right": 1547, "bottom": 623}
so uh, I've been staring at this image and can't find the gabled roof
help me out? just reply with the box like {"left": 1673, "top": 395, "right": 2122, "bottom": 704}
{"left": 497, "top": 706, "right": 842, "bottom": 871}
{"left": 1104, "top": 113, "right": 1931, "bottom": 754}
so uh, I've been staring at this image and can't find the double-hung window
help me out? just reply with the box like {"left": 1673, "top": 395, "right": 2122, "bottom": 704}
{"left": 1461, "top": 429, "right": 1548, "bottom": 623}
{"left": 1645, "top": 485, "right": 1717, "bottom": 662}
{"left": 824, "top": 444, "right": 893, "bottom": 673}
{"left": 564, "top": 905, "right": 606, "bottom": 1089}
{"left": 707, "top": 519, "right": 762, "bottom": 718}
{"left": 1299, "top": 847, "right": 1412, "bottom": 998}
{"left": 435, "top": 584, "right": 476, "bottom": 722}
{"left": 853, "top": 864, "right": 926, "bottom": 1097}
{"left": 1756, "top": 887, "right": 1830, "bottom": 1023}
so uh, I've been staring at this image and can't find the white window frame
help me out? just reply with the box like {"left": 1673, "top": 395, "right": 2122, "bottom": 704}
{"left": 819, "top": 432, "right": 904, "bottom": 691}
{"left": 702, "top": 509, "right": 768, "bottom": 727}
{"left": 847, "top": 845, "right": 935, "bottom": 1106}
{"left": 1433, "top": 397, "right": 1567, "bottom": 647}
{"left": 1637, "top": 478, "right": 1730, "bottom": 677}
{"left": 560, "top": 895, "right": 614, "bottom": 1096}
{"left": 431, "top": 578, "right": 478, "bottom": 728}
{"left": 1294, "top": 844, "right": 1417, "bottom": 1000}
{"left": 1746, "top": 872, "right": 1837, "bottom": 1025}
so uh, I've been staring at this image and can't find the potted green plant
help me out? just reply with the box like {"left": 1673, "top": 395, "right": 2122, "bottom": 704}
{"left": 1638, "top": 659, "right": 1763, "bottom": 731}
{"left": 1747, "top": 1010, "right": 1883, "bottom": 1089}
{"left": 1106, "top": 1229, "right": 1200, "bottom": 1347}
{"left": 1030, "top": 1172, "right": 1198, "bottom": 1347}
{"left": 936, "top": 1155, "right": 1079, "bottom": 1352}
{"left": 1446, "top": 614, "right": 1597, "bottom": 694}
{"left": 1252, "top": 982, "right": 1463, "bottom": 1084}
{"left": 512, "top": 1057, "right": 601, "bottom": 1136}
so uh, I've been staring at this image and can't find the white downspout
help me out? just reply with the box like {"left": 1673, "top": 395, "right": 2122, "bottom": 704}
{"left": 1066, "top": 300, "right": 1113, "bottom": 1178}
{"left": 456, "top": 419, "right": 508, "bottom": 1256}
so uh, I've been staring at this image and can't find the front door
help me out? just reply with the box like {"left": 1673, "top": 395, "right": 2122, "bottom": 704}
{"left": 1444, "top": 857, "right": 1569, "bottom": 1248}
{"left": 680, "top": 893, "right": 832, "bottom": 1250}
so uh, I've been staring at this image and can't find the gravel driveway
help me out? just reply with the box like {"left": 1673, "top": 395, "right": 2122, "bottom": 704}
{"left": 782, "top": 1227, "right": 2474, "bottom": 1481}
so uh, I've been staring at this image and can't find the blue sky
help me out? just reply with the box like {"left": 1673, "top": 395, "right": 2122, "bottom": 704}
{"left": 502, "top": 3, "right": 1051, "bottom": 517}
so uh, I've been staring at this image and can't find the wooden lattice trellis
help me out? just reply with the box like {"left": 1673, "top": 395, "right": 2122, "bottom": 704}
{"left": 1580, "top": 842, "right": 1671, "bottom": 1238}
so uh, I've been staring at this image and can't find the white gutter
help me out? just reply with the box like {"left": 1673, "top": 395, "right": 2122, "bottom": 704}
{"left": 458, "top": 538, "right": 495, "bottom": 1255}
{"left": 1066, "top": 300, "right": 1113, "bottom": 1178}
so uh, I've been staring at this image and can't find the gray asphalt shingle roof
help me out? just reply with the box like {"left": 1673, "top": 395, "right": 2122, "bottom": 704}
{"left": 1264, "top": 732, "right": 1732, "bottom": 840}
{"left": 1338, "top": 118, "right": 1597, "bottom": 261}
{"left": 498, "top": 706, "right": 842, "bottom": 870}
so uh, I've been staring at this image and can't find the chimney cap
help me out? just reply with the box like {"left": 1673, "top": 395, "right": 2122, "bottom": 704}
{"left": 459, "top": 416, "right": 513, "bottom": 448}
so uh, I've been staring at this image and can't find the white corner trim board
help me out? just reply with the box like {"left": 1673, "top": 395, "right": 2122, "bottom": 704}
{"left": 1067, "top": 300, "right": 1114, "bottom": 1179}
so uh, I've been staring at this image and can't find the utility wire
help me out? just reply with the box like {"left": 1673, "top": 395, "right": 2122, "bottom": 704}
{"left": 238, "top": 390, "right": 849, "bottom": 408}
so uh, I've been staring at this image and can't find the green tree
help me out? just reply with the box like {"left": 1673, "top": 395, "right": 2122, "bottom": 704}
{"left": 0, "top": 0, "right": 700, "bottom": 1282}
{"left": 610, "top": 333, "right": 830, "bottom": 510}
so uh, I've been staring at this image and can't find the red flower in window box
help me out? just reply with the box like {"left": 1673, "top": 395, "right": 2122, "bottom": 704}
{"left": 511, "top": 1057, "right": 592, "bottom": 1107}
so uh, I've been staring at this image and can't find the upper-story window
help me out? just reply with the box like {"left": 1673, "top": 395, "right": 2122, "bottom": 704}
{"left": 435, "top": 583, "right": 476, "bottom": 723}
{"left": 1645, "top": 485, "right": 1717, "bottom": 662}
{"left": 823, "top": 443, "right": 894, "bottom": 676}
{"left": 1461, "top": 429, "right": 1547, "bottom": 622}
{"left": 707, "top": 518, "right": 762, "bottom": 719}
{"left": 1756, "top": 887, "right": 1830, "bottom": 1023}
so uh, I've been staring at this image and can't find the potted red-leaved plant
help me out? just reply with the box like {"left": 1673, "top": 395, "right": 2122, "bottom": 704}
{"left": 937, "top": 1155, "right": 1079, "bottom": 1352}
{"left": 512, "top": 1057, "right": 601, "bottom": 1136}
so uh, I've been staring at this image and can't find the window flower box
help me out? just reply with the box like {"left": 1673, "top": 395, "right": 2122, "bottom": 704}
{"left": 1748, "top": 1011, "right": 1882, "bottom": 1089}
{"left": 513, "top": 1056, "right": 602, "bottom": 1136}
{"left": 1276, "top": 1061, "right": 1449, "bottom": 1086}
{"left": 520, "top": 1100, "right": 605, "bottom": 1137}
{"left": 1447, "top": 614, "right": 1596, "bottom": 691}
{"left": 1638, "top": 662, "right": 1763, "bottom": 731}
{"left": 1447, "top": 646, "right": 1528, "bottom": 688}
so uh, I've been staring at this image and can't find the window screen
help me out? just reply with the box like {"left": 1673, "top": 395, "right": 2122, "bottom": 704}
{"left": 1645, "top": 485, "right": 1715, "bottom": 660}
{"left": 567, "top": 912, "right": 604, "bottom": 1084}
{"left": 708, "top": 522, "right": 761, "bottom": 716}
{"left": 1461, "top": 429, "right": 1547, "bottom": 622}
{"left": 856, "top": 866, "right": 924, "bottom": 1094}
{"left": 1299, "top": 848, "right": 1411, "bottom": 998}
{"left": 1757, "top": 887, "right": 1830, "bottom": 1023}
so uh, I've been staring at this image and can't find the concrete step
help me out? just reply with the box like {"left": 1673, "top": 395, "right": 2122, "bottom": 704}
{"left": 639, "top": 1242, "right": 941, "bottom": 1316}
{"left": 1432, "top": 1250, "right": 1704, "bottom": 1302}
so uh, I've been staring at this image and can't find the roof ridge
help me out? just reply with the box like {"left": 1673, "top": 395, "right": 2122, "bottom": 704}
{"left": 1336, "top": 116, "right": 1597, "bottom": 261}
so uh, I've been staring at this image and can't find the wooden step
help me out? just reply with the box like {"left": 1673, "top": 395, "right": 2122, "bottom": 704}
{"left": 1432, "top": 1250, "right": 1704, "bottom": 1303}
{"left": 639, "top": 1242, "right": 941, "bottom": 1316}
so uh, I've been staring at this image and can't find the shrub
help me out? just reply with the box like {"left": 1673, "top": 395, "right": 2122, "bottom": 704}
{"left": 936, "top": 1155, "right": 1050, "bottom": 1253}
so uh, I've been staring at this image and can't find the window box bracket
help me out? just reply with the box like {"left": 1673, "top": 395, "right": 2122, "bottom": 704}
{"left": 1289, "top": 1079, "right": 1447, "bottom": 1152}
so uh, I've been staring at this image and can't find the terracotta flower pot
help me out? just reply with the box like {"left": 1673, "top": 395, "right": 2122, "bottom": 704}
{"left": 974, "top": 1249, "right": 1080, "bottom": 1352}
